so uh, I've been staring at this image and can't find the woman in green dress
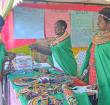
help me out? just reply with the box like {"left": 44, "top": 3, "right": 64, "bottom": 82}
{"left": 80, "top": 7, "right": 110, "bottom": 105}
{"left": 0, "top": 15, "right": 6, "bottom": 79}
{"left": 0, "top": 15, "right": 6, "bottom": 105}
{"left": 31, "top": 20, "right": 77, "bottom": 76}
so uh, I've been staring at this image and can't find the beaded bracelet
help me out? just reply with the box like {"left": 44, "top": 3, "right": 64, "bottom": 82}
{"left": 13, "top": 77, "right": 36, "bottom": 86}
{"left": 28, "top": 95, "right": 58, "bottom": 105}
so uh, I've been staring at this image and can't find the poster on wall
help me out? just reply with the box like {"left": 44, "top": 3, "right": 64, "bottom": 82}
{"left": 71, "top": 10, "right": 98, "bottom": 47}
{"left": 14, "top": 7, "right": 44, "bottom": 39}
{"left": 45, "top": 9, "right": 71, "bottom": 37}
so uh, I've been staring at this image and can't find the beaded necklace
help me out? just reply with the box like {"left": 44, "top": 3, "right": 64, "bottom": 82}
{"left": 50, "top": 31, "right": 69, "bottom": 46}
{"left": 92, "top": 31, "right": 110, "bottom": 45}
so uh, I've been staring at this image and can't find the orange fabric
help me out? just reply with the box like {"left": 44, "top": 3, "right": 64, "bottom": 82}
{"left": 71, "top": 78, "right": 87, "bottom": 86}
{"left": 89, "top": 44, "right": 96, "bottom": 85}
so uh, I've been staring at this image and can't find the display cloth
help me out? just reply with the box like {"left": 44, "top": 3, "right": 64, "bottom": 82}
{"left": 7, "top": 55, "right": 96, "bottom": 105}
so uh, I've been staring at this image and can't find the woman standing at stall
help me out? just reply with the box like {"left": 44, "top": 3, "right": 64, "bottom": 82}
{"left": 0, "top": 15, "right": 7, "bottom": 105}
{"left": 31, "top": 20, "right": 77, "bottom": 76}
{"left": 80, "top": 7, "right": 110, "bottom": 105}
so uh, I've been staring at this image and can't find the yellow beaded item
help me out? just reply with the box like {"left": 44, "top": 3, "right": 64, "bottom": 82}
{"left": 50, "top": 31, "right": 70, "bottom": 46}
{"left": 92, "top": 31, "right": 110, "bottom": 45}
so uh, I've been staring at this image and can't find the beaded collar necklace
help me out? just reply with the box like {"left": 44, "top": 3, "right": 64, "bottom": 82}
{"left": 92, "top": 31, "right": 110, "bottom": 45}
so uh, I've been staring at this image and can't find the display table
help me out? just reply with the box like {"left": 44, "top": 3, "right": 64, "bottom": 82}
{"left": 3, "top": 56, "right": 97, "bottom": 105}
{"left": 6, "top": 69, "right": 96, "bottom": 105}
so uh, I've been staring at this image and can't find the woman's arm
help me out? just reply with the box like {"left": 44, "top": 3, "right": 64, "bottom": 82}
{"left": 30, "top": 44, "right": 52, "bottom": 56}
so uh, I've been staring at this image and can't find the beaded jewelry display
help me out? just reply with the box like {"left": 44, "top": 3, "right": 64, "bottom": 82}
{"left": 15, "top": 72, "right": 77, "bottom": 105}
{"left": 62, "top": 84, "right": 78, "bottom": 105}
{"left": 13, "top": 77, "right": 37, "bottom": 86}
{"left": 28, "top": 95, "right": 60, "bottom": 105}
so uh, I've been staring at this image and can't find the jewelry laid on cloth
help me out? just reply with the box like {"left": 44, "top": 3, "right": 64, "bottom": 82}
{"left": 62, "top": 84, "right": 78, "bottom": 105}
{"left": 13, "top": 77, "right": 37, "bottom": 86}
{"left": 92, "top": 31, "right": 110, "bottom": 45}
{"left": 13, "top": 69, "right": 95, "bottom": 105}
{"left": 28, "top": 95, "right": 61, "bottom": 105}
{"left": 37, "top": 76, "right": 50, "bottom": 84}
{"left": 17, "top": 80, "right": 63, "bottom": 104}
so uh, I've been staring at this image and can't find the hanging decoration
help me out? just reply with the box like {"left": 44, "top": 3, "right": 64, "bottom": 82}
{"left": 0, "top": 0, "right": 22, "bottom": 19}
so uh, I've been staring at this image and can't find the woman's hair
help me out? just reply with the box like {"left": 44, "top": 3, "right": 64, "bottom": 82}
{"left": 55, "top": 20, "right": 67, "bottom": 30}
{"left": 0, "top": 15, "right": 5, "bottom": 27}
{"left": 99, "top": 7, "right": 110, "bottom": 23}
